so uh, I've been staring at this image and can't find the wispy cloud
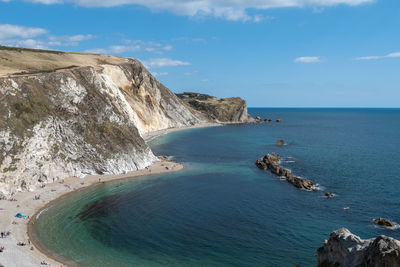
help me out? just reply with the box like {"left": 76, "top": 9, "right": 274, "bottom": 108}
{"left": 0, "top": 24, "right": 47, "bottom": 39}
{"left": 0, "top": 23, "right": 94, "bottom": 49}
{"left": 4, "top": 0, "right": 375, "bottom": 22}
{"left": 88, "top": 40, "right": 174, "bottom": 55}
{"left": 355, "top": 52, "right": 400, "bottom": 60}
{"left": 142, "top": 58, "right": 191, "bottom": 68}
{"left": 109, "top": 45, "right": 141, "bottom": 54}
{"left": 184, "top": 70, "right": 200, "bottom": 75}
{"left": 84, "top": 48, "right": 107, "bottom": 54}
{"left": 294, "top": 56, "right": 322, "bottom": 63}
{"left": 152, "top": 72, "right": 169, "bottom": 77}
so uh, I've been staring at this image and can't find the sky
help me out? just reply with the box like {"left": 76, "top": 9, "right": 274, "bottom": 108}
{"left": 0, "top": 0, "right": 399, "bottom": 107}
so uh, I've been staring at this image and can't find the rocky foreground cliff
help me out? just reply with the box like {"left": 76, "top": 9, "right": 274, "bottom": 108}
{"left": 318, "top": 228, "right": 400, "bottom": 267}
{"left": 0, "top": 46, "right": 252, "bottom": 198}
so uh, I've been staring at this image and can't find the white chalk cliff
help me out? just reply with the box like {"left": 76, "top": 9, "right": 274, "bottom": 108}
{"left": 0, "top": 47, "right": 252, "bottom": 198}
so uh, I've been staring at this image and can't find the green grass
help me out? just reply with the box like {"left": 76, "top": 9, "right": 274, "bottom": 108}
{"left": 11, "top": 65, "right": 78, "bottom": 76}
{"left": 0, "top": 45, "right": 65, "bottom": 54}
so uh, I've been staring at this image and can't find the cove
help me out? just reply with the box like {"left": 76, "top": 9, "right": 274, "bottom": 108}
{"left": 32, "top": 108, "right": 400, "bottom": 267}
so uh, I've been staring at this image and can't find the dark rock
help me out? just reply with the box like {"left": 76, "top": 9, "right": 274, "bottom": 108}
{"left": 256, "top": 153, "right": 317, "bottom": 191}
{"left": 317, "top": 228, "right": 400, "bottom": 267}
{"left": 374, "top": 218, "right": 396, "bottom": 228}
{"left": 276, "top": 139, "right": 286, "bottom": 146}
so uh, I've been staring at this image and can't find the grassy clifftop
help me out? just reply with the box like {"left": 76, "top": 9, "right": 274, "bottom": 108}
{"left": 176, "top": 92, "right": 253, "bottom": 123}
{"left": 0, "top": 46, "right": 128, "bottom": 77}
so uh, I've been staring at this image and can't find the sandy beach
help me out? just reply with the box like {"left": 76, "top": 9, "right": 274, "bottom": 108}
{"left": 0, "top": 123, "right": 219, "bottom": 267}
{"left": 142, "top": 122, "right": 221, "bottom": 141}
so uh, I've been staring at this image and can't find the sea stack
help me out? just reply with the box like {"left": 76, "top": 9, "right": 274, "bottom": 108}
{"left": 276, "top": 139, "right": 286, "bottom": 146}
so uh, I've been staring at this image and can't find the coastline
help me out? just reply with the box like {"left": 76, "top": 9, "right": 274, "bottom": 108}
{"left": 142, "top": 122, "right": 221, "bottom": 142}
{"left": 0, "top": 123, "right": 220, "bottom": 267}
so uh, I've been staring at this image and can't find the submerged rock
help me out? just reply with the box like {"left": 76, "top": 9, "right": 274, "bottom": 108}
{"left": 325, "top": 192, "right": 334, "bottom": 198}
{"left": 374, "top": 218, "right": 395, "bottom": 228}
{"left": 317, "top": 228, "right": 400, "bottom": 267}
{"left": 276, "top": 139, "right": 286, "bottom": 146}
{"left": 256, "top": 153, "right": 317, "bottom": 191}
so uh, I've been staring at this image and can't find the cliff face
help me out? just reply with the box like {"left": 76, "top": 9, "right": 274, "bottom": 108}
{"left": 317, "top": 228, "right": 400, "bottom": 267}
{"left": 176, "top": 92, "right": 254, "bottom": 123}
{"left": 0, "top": 49, "right": 205, "bottom": 197}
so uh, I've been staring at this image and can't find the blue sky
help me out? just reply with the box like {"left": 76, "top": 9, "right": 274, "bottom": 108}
{"left": 0, "top": 0, "right": 399, "bottom": 107}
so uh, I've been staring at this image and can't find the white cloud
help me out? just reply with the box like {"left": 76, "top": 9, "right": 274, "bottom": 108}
{"left": 84, "top": 40, "right": 174, "bottom": 55}
{"left": 48, "top": 34, "right": 95, "bottom": 46}
{"left": 109, "top": 45, "right": 141, "bottom": 53}
{"left": 355, "top": 51, "right": 400, "bottom": 60}
{"left": 7, "top": 0, "right": 375, "bottom": 21}
{"left": 142, "top": 58, "right": 191, "bottom": 68}
{"left": 184, "top": 70, "right": 199, "bottom": 75}
{"left": 0, "top": 24, "right": 94, "bottom": 49}
{"left": 0, "top": 24, "right": 47, "bottom": 39}
{"left": 152, "top": 72, "right": 169, "bottom": 76}
{"left": 29, "top": 0, "right": 62, "bottom": 3}
{"left": 163, "top": 45, "right": 173, "bottom": 51}
{"left": 173, "top": 37, "right": 207, "bottom": 43}
{"left": 294, "top": 56, "right": 322, "bottom": 63}
{"left": 84, "top": 48, "right": 107, "bottom": 54}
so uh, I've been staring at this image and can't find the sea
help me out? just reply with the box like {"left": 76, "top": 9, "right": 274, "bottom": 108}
{"left": 33, "top": 108, "right": 400, "bottom": 267}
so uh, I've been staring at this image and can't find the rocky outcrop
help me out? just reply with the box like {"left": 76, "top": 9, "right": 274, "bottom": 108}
{"left": 317, "top": 228, "right": 400, "bottom": 267}
{"left": 0, "top": 48, "right": 214, "bottom": 197}
{"left": 176, "top": 92, "right": 254, "bottom": 123}
{"left": 255, "top": 153, "right": 317, "bottom": 191}
{"left": 374, "top": 218, "right": 396, "bottom": 228}
{"left": 276, "top": 139, "right": 286, "bottom": 146}
{"left": 254, "top": 116, "right": 272, "bottom": 123}
{"left": 325, "top": 192, "right": 334, "bottom": 198}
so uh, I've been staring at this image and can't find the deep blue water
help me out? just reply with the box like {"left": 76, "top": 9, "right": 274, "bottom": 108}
{"left": 34, "top": 108, "right": 400, "bottom": 266}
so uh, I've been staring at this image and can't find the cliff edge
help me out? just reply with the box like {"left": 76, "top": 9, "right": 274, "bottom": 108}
{"left": 0, "top": 47, "right": 220, "bottom": 197}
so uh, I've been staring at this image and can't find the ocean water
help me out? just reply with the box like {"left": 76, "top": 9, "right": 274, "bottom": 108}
{"left": 33, "top": 108, "right": 400, "bottom": 267}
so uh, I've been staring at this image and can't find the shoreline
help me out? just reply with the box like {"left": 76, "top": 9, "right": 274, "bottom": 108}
{"left": 142, "top": 122, "right": 221, "bottom": 142}
{"left": 0, "top": 123, "right": 220, "bottom": 267}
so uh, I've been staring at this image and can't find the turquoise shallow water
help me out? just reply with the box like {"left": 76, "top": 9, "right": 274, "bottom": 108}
{"left": 34, "top": 108, "right": 400, "bottom": 266}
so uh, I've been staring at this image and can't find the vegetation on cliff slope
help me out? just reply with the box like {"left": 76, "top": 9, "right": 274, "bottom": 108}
{"left": 176, "top": 92, "right": 252, "bottom": 123}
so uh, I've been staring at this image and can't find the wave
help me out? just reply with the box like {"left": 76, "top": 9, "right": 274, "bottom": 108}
{"left": 36, "top": 207, "right": 49, "bottom": 220}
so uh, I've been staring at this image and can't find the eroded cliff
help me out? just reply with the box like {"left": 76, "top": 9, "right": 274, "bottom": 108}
{"left": 0, "top": 48, "right": 206, "bottom": 197}
{"left": 176, "top": 92, "right": 253, "bottom": 123}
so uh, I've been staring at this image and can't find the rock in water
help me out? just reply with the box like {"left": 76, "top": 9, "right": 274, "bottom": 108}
{"left": 317, "top": 228, "right": 400, "bottom": 267}
{"left": 374, "top": 218, "right": 396, "bottom": 228}
{"left": 255, "top": 153, "right": 317, "bottom": 191}
{"left": 276, "top": 139, "right": 286, "bottom": 146}
{"left": 325, "top": 192, "right": 334, "bottom": 198}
